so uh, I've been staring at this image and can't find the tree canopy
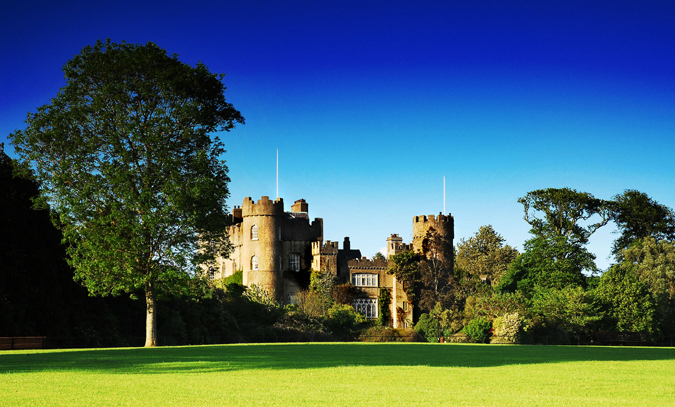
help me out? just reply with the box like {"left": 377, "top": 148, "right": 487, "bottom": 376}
{"left": 519, "top": 188, "right": 610, "bottom": 245}
{"left": 454, "top": 225, "right": 519, "bottom": 286}
{"left": 10, "top": 39, "right": 243, "bottom": 347}
{"left": 609, "top": 190, "right": 675, "bottom": 258}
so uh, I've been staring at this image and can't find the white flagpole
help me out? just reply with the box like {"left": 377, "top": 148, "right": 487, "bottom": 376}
{"left": 276, "top": 149, "right": 279, "bottom": 199}
{"left": 443, "top": 176, "right": 446, "bottom": 214}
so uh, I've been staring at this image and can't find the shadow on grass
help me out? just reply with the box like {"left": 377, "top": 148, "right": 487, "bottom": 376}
{"left": 2, "top": 343, "right": 675, "bottom": 374}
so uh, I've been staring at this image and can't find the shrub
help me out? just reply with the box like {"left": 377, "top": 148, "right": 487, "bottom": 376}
{"left": 323, "top": 304, "right": 368, "bottom": 340}
{"left": 461, "top": 316, "right": 491, "bottom": 343}
{"left": 414, "top": 313, "right": 443, "bottom": 342}
{"left": 491, "top": 312, "right": 523, "bottom": 344}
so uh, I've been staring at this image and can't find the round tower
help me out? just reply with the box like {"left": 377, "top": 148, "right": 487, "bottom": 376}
{"left": 241, "top": 196, "right": 284, "bottom": 297}
{"left": 412, "top": 213, "right": 454, "bottom": 260}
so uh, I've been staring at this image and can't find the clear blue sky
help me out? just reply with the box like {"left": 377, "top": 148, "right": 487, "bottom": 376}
{"left": 2, "top": 1, "right": 674, "bottom": 270}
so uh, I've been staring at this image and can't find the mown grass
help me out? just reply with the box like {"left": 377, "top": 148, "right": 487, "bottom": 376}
{"left": 2, "top": 343, "right": 674, "bottom": 406}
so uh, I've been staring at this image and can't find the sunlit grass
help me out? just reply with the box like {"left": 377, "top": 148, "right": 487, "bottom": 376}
{"left": 2, "top": 343, "right": 674, "bottom": 406}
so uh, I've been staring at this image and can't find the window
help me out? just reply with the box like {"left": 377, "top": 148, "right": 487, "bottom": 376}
{"left": 351, "top": 273, "right": 378, "bottom": 287}
{"left": 354, "top": 298, "right": 378, "bottom": 319}
{"left": 402, "top": 301, "right": 408, "bottom": 311}
{"left": 251, "top": 224, "right": 258, "bottom": 240}
{"left": 290, "top": 254, "right": 300, "bottom": 272}
{"left": 209, "top": 267, "right": 216, "bottom": 280}
{"left": 251, "top": 255, "right": 259, "bottom": 270}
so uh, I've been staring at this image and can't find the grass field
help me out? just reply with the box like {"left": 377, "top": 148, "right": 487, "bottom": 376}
{"left": 2, "top": 343, "right": 675, "bottom": 406}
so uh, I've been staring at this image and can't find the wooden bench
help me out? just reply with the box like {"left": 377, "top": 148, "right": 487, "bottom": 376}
{"left": 0, "top": 336, "right": 47, "bottom": 350}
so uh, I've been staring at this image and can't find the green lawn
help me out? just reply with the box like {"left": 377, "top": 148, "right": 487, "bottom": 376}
{"left": 2, "top": 343, "right": 674, "bottom": 406}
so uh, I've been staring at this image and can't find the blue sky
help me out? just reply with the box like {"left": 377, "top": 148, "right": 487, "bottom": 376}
{"left": 2, "top": 1, "right": 674, "bottom": 270}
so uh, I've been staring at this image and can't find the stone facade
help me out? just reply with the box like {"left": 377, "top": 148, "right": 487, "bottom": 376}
{"left": 216, "top": 196, "right": 454, "bottom": 323}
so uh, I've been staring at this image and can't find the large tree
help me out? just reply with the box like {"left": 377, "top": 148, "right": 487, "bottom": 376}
{"left": 10, "top": 40, "right": 243, "bottom": 347}
{"left": 609, "top": 190, "right": 675, "bottom": 258}
{"left": 454, "top": 225, "right": 519, "bottom": 286}
{"left": 500, "top": 188, "right": 608, "bottom": 296}
{"left": 519, "top": 188, "right": 610, "bottom": 245}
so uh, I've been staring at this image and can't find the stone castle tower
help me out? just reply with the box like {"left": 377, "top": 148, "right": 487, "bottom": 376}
{"left": 412, "top": 213, "right": 454, "bottom": 260}
{"left": 241, "top": 196, "right": 285, "bottom": 294}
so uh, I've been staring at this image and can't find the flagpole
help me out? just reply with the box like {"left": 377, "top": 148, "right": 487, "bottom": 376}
{"left": 276, "top": 149, "right": 279, "bottom": 199}
{"left": 443, "top": 176, "right": 446, "bottom": 214}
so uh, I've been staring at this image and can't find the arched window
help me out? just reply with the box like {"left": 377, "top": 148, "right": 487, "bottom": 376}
{"left": 251, "top": 255, "right": 259, "bottom": 270}
{"left": 251, "top": 225, "right": 258, "bottom": 240}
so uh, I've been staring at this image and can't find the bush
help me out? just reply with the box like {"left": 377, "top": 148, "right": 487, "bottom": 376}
{"left": 461, "top": 316, "right": 491, "bottom": 343}
{"left": 414, "top": 313, "right": 443, "bottom": 342}
{"left": 322, "top": 304, "right": 368, "bottom": 340}
{"left": 491, "top": 312, "right": 523, "bottom": 344}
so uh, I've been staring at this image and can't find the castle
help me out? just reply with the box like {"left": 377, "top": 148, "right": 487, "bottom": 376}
{"left": 215, "top": 196, "right": 453, "bottom": 328}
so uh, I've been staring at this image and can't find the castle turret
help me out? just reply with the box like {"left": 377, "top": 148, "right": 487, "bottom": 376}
{"left": 241, "top": 196, "right": 284, "bottom": 296}
{"left": 412, "top": 213, "right": 454, "bottom": 261}
{"left": 386, "top": 234, "right": 408, "bottom": 258}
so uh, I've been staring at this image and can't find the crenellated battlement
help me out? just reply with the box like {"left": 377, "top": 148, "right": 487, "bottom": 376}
{"left": 348, "top": 257, "right": 389, "bottom": 270}
{"left": 242, "top": 196, "right": 285, "bottom": 217}
{"left": 312, "top": 240, "right": 338, "bottom": 255}
{"left": 413, "top": 213, "right": 453, "bottom": 224}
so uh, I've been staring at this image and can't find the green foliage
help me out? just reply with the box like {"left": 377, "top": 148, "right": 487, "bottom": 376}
{"left": 9, "top": 39, "right": 243, "bottom": 346}
{"left": 466, "top": 292, "right": 530, "bottom": 321}
{"left": 461, "top": 316, "right": 492, "bottom": 343}
{"left": 609, "top": 190, "right": 675, "bottom": 258}
{"left": 414, "top": 313, "right": 443, "bottom": 342}
{"left": 245, "top": 284, "right": 281, "bottom": 311}
{"left": 454, "top": 225, "right": 519, "bottom": 286}
{"left": 595, "top": 265, "right": 657, "bottom": 334}
{"left": 531, "top": 287, "right": 603, "bottom": 336}
{"left": 414, "top": 303, "right": 455, "bottom": 342}
{"left": 621, "top": 237, "right": 675, "bottom": 300}
{"left": 377, "top": 287, "right": 392, "bottom": 326}
{"left": 293, "top": 289, "right": 331, "bottom": 319}
{"left": 497, "top": 236, "right": 594, "bottom": 297}
{"left": 372, "top": 252, "right": 386, "bottom": 260}
{"left": 491, "top": 313, "right": 523, "bottom": 344}
{"left": 222, "top": 270, "right": 243, "bottom": 286}
{"left": 309, "top": 269, "right": 337, "bottom": 297}
{"left": 322, "top": 304, "right": 369, "bottom": 340}
{"left": 519, "top": 188, "right": 610, "bottom": 245}
{"left": 387, "top": 250, "right": 421, "bottom": 302}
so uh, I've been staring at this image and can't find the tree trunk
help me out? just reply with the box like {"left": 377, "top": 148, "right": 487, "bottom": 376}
{"left": 145, "top": 283, "right": 157, "bottom": 347}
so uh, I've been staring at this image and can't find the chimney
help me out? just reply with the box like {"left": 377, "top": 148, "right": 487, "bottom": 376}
{"left": 343, "top": 237, "right": 350, "bottom": 252}
{"left": 291, "top": 199, "right": 308, "bottom": 213}
{"left": 232, "top": 206, "right": 242, "bottom": 220}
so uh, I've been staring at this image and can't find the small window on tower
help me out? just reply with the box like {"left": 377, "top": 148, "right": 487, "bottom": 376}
{"left": 251, "top": 255, "right": 259, "bottom": 270}
{"left": 251, "top": 225, "right": 258, "bottom": 240}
